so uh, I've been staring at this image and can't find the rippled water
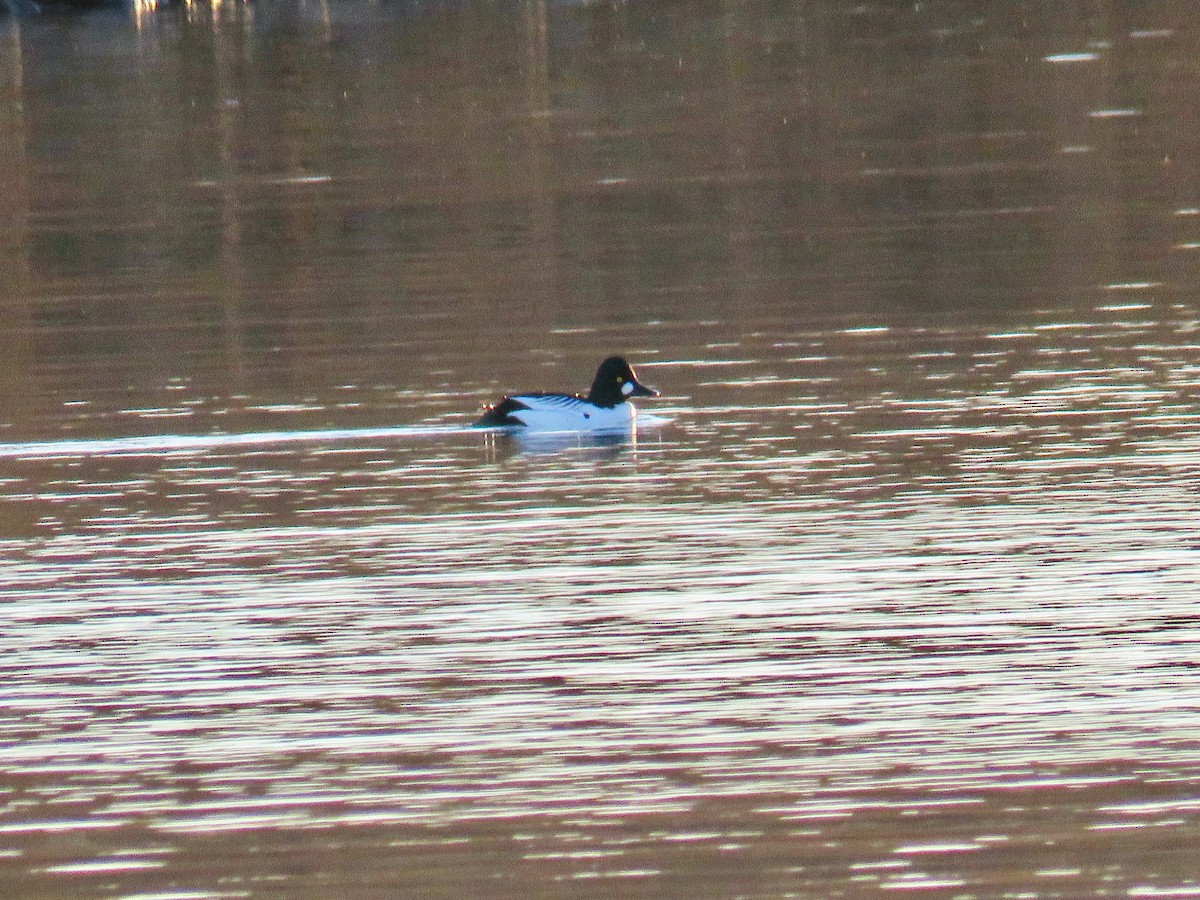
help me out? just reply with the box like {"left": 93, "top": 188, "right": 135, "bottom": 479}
{"left": 4, "top": 1, "right": 1200, "bottom": 898}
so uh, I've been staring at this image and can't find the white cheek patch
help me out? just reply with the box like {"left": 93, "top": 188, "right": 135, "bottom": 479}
{"left": 620, "top": 381, "right": 635, "bottom": 396}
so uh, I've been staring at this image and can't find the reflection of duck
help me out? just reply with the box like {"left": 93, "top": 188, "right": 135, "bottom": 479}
{"left": 474, "top": 356, "right": 659, "bottom": 431}
{"left": 482, "top": 427, "right": 634, "bottom": 462}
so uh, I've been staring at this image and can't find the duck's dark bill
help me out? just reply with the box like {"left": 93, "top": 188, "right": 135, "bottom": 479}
{"left": 630, "top": 381, "right": 658, "bottom": 398}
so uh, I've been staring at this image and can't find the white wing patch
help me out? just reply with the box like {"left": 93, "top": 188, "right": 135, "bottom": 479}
{"left": 517, "top": 394, "right": 590, "bottom": 411}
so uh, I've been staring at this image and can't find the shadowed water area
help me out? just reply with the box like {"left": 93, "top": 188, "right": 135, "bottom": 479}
{"left": 2, "top": 1, "right": 1200, "bottom": 897}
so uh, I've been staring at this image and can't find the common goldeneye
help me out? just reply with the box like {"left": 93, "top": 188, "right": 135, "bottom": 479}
{"left": 474, "top": 356, "right": 659, "bottom": 431}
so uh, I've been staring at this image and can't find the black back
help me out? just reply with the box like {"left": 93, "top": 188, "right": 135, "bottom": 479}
{"left": 474, "top": 396, "right": 531, "bottom": 427}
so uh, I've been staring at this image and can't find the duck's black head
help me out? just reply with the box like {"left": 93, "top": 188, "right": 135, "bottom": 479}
{"left": 587, "top": 356, "right": 659, "bottom": 408}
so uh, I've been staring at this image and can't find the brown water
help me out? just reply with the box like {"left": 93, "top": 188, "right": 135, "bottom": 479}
{"left": 3, "top": 1, "right": 1200, "bottom": 897}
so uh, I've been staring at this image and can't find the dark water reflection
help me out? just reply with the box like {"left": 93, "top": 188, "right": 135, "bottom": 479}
{"left": 3, "top": 1, "right": 1200, "bottom": 897}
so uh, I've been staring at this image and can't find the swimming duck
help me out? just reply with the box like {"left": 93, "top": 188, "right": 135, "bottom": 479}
{"left": 474, "top": 356, "right": 659, "bottom": 431}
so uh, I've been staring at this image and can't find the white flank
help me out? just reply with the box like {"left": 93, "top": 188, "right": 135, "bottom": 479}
{"left": 507, "top": 395, "right": 636, "bottom": 432}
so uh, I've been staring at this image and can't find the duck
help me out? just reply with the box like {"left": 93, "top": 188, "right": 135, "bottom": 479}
{"left": 474, "top": 356, "right": 659, "bottom": 431}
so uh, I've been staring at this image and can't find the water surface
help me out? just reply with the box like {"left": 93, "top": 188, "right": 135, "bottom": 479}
{"left": 2, "top": 1, "right": 1200, "bottom": 897}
